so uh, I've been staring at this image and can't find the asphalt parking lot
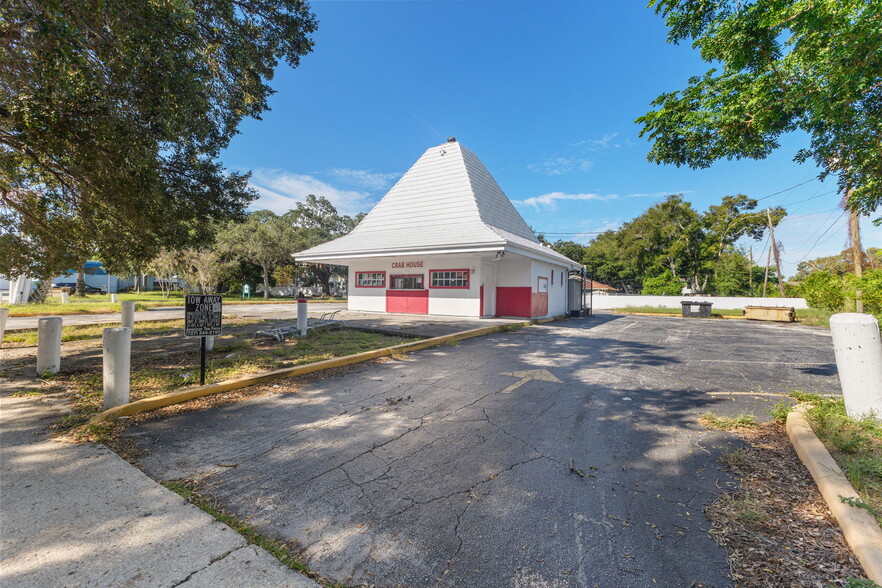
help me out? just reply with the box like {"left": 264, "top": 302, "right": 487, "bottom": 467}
{"left": 125, "top": 314, "right": 839, "bottom": 587}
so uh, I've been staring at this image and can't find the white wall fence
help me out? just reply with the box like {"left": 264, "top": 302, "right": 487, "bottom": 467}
{"left": 587, "top": 294, "right": 809, "bottom": 310}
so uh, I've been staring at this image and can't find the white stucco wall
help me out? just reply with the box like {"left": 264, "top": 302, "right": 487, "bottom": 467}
{"left": 531, "top": 261, "right": 568, "bottom": 318}
{"left": 589, "top": 294, "right": 809, "bottom": 310}
{"left": 348, "top": 255, "right": 482, "bottom": 316}
{"left": 496, "top": 257, "right": 530, "bottom": 287}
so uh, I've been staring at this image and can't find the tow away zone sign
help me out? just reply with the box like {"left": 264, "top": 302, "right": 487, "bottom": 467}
{"left": 185, "top": 295, "right": 223, "bottom": 336}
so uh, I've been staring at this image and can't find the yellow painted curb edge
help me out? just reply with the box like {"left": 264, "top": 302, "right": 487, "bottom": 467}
{"left": 90, "top": 321, "right": 534, "bottom": 424}
{"left": 786, "top": 404, "right": 882, "bottom": 583}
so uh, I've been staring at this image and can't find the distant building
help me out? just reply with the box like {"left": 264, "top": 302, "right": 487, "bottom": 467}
{"left": 296, "top": 139, "right": 581, "bottom": 318}
{"left": 585, "top": 280, "right": 619, "bottom": 294}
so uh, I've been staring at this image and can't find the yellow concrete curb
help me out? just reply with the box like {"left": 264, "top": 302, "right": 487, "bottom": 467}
{"left": 786, "top": 404, "right": 882, "bottom": 582}
{"left": 89, "top": 321, "right": 533, "bottom": 423}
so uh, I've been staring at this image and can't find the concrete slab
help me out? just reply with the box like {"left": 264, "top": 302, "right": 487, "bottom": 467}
{"left": 178, "top": 545, "right": 316, "bottom": 587}
{"left": 0, "top": 394, "right": 318, "bottom": 588}
{"left": 123, "top": 314, "right": 841, "bottom": 587}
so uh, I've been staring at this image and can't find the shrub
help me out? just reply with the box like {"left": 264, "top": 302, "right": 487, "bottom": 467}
{"left": 641, "top": 270, "right": 682, "bottom": 295}
{"left": 800, "top": 271, "right": 845, "bottom": 311}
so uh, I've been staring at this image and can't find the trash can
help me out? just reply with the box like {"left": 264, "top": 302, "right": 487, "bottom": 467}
{"left": 681, "top": 301, "right": 712, "bottom": 318}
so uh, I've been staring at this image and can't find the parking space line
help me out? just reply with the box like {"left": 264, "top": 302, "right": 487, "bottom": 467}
{"left": 697, "top": 360, "right": 830, "bottom": 365}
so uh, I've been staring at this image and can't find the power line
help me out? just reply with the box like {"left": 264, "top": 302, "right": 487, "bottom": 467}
{"left": 797, "top": 210, "right": 847, "bottom": 262}
{"left": 755, "top": 177, "right": 819, "bottom": 201}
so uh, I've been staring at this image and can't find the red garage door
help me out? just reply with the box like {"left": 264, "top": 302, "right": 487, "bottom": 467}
{"left": 386, "top": 290, "right": 429, "bottom": 314}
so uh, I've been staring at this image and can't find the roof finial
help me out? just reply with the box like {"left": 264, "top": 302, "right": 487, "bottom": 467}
{"left": 447, "top": 136, "right": 456, "bottom": 143}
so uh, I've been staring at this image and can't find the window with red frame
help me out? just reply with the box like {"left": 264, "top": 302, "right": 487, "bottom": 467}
{"left": 355, "top": 272, "right": 385, "bottom": 288}
{"left": 430, "top": 269, "right": 469, "bottom": 289}
{"left": 390, "top": 274, "right": 424, "bottom": 289}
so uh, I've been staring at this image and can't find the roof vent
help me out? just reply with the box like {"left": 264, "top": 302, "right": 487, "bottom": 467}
{"left": 447, "top": 136, "right": 456, "bottom": 143}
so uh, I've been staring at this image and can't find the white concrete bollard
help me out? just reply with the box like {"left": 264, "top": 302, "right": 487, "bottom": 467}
{"left": 297, "top": 298, "right": 308, "bottom": 336}
{"left": 111, "top": 293, "right": 118, "bottom": 303}
{"left": 36, "top": 316, "right": 63, "bottom": 375}
{"left": 61, "top": 291, "right": 69, "bottom": 304}
{"left": 0, "top": 307, "right": 8, "bottom": 346}
{"left": 205, "top": 335, "right": 215, "bottom": 352}
{"left": 120, "top": 300, "right": 135, "bottom": 330}
{"left": 102, "top": 327, "right": 131, "bottom": 410}
{"left": 830, "top": 313, "right": 882, "bottom": 420}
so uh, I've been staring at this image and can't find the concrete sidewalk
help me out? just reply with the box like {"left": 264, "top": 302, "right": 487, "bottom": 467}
{"left": 0, "top": 393, "right": 318, "bottom": 587}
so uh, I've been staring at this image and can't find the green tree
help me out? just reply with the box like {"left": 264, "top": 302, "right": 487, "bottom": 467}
{"left": 216, "top": 210, "right": 299, "bottom": 299}
{"left": 710, "top": 249, "right": 751, "bottom": 296}
{"left": 583, "top": 193, "right": 781, "bottom": 294}
{"left": 638, "top": 0, "right": 882, "bottom": 219}
{"left": 641, "top": 270, "right": 682, "bottom": 295}
{"left": 289, "top": 195, "right": 363, "bottom": 295}
{"left": 551, "top": 240, "right": 587, "bottom": 265}
{"left": 0, "top": 0, "right": 317, "bottom": 281}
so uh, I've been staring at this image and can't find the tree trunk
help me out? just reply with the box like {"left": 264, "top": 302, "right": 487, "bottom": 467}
{"left": 262, "top": 264, "right": 270, "bottom": 299}
{"left": 28, "top": 279, "right": 52, "bottom": 304}
{"left": 849, "top": 204, "right": 863, "bottom": 312}
{"left": 310, "top": 265, "right": 331, "bottom": 296}
{"left": 76, "top": 269, "right": 86, "bottom": 297}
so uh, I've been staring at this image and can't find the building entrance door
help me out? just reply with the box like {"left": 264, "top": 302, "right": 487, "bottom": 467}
{"left": 482, "top": 262, "right": 497, "bottom": 317}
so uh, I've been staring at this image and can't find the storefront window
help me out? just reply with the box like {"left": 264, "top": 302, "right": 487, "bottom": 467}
{"left": 355, "top": 272, "right": 385, "bottom": 288}
{"left": 390, "top": 274, "right": 424, "bottom": 290}
{"left": 430, "top": 270, "right": 469, "bottom": 289}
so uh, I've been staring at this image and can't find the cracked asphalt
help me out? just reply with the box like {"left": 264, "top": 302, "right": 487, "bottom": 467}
{"left": 124, "top": 314, "right": 840, "bottom": 587}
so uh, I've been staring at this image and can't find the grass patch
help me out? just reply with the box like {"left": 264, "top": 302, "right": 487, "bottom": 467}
{"left": 792, "top": 392, "right": 882, "bottom": 523}
{"left": 716, "top": 492, "right": 767, "bottom": 525}
{"left": 2, "top": 291, "right": 345, "bottom": 316}
{"left": 162, "top": 481, "right": 340, "bottom": 586}
{"left": 55, "top": 329, "right": 419, "bottom": 427}
{"left": 609, "top": 306, "right": 745, "bottom": 317}
{"left": 1, "top": 317, "right": 263, "bottom": 347}
{"left": 794, "top": 307, "right": 835, "bottom": 328}
{"left": 700, "top": 411, "right": 758, "bottom": 430}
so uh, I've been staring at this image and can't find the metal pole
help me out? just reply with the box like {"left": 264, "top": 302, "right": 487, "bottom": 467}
{"left": 588, "top": 267, "right": 594, "bottom": 318}
{"left": 200, "top": 336, "right": 206, "bottom": 385}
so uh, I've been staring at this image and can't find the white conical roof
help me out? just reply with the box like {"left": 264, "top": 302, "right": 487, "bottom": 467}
{"left": 295, "top": 140, "right": 578, "bottom": 267}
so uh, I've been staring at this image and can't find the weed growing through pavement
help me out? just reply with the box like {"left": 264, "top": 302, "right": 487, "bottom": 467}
{"left": 700, "top": 411, "right": 758, "bottom": 430}
{"left": 769, "top": 401, "right": 792, "bottom": 424}
{"left": 162, "top": 481, "right": 345, "bottom": 587}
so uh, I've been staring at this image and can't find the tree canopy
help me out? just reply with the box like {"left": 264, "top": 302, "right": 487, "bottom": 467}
{"left": 0, "top": 0, "right": 317, "bottom": 279}
{"left": 576, "top": 193, "right": 784, "bottom": 294}
{"left": 638, "top": 0, "right": 882, "bottom": 219}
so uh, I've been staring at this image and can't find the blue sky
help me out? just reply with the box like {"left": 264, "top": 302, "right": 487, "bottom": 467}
{"left": 223, "top": 0, "right": 879, "bottom": 278}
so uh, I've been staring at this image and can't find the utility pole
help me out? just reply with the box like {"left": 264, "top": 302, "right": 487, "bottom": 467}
{"left": 749, "top": 246, "right": 754, "bottom": 292}
{"left": 848, "top": 188, "right": 864, "bottom": 312}
{"left": 766, "top": 208, "right": 785, "bottom": 297}
{"left": 763, "top": 240, "right": 771, "bottom": 298}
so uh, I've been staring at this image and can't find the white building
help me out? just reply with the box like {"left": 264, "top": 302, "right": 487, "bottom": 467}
{"left": 296, "top": 139, "right": 580, "bottom": 318}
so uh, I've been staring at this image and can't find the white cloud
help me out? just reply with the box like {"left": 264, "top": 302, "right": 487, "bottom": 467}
{"left": 516, "top": 191, "right": 618, "bottom": 209}
{"left": 329, "top": 168, "right": 399, "bottom": 191}
{"left": 570, "top": 132, "right": 621, "bottom": 151}
{"left": 623, "top": 190, "right": 692, "bottom": 198}
{"left": 527, "top": 157, "right": 594, "bottom": 176}
{"left": 248, "top": 169, "right": 376, "bottom": 216}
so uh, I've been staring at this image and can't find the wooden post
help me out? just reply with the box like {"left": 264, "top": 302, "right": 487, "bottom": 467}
{"left": 767, "top": 208, "right": 785, "bottom": 297}
{"left": 763, "top": 239, "right": 772, "bottom": 298}
{"left": 848, "top": 196, "right": 864, "bottom": 313}
{"left": 749, "top": 246, "right": 754, "bottom": 292}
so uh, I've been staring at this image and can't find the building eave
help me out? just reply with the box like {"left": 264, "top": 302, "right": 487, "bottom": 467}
{"left": 294, "top": 242, "right": 506, "bottom": 264}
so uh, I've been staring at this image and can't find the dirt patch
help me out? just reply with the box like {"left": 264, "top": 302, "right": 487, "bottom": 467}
{"left": 706, "top": 422, "right": 867, "bottom": 586}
